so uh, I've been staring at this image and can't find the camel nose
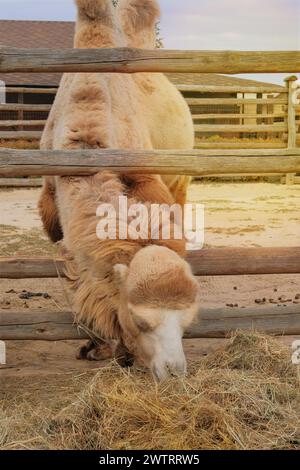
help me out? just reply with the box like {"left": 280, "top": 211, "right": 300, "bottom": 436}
{"left": 152, "top": 356, "right": 187, "bottom": 381}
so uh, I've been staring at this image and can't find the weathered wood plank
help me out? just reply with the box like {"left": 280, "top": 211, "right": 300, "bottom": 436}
{"left": 177, "top": 84, "right": 287, "bottom": 94}
{"left": 187, "top": 98, "right": 287, "bottom": 105}
{"left": 4, "top": 87, "right": 57, "bottom": 94}
{"left": 195, "top": 142, "right": 287, "bottom": 149}
{"left": 0, "top": 178, "right": 43, "bottom": 187}
{"left": 285, "top": 76, "right": 298, "bottom": 149}
{"left": 1, "top": 148, "right": 300, "bottom": 177}
{"left": 0, "top": 131, "right": 43, "bottom": 140}
{"left": 187, "top": 247, "right": 300, "bottom": 276}
{"left": 0, "top": 48, "right": 299, "bottom": 74}
{"left": 0, "top": 120, "right": 46, "bottom": 127}
{"left": 194, "top": 124, "right": 287, "bottom": 133}
{"left": 1, "top": 248, "right": 300, "bottom": 279}
{"left": 0, "top": 257, "right": 65, "bottom": 278}
{"left": 186, "top": 305, "right": 300, "bottom": 338}
{"left": 0, "top": 104, "right": 51, "bottom": 111}
{"left": 192, "top": 113, "right": 286, "bottom": 120}
{"left": 0, "top": 310, "right": 88, "bottom": 341}
{"left": 284, "top": 76, "right": 298, "bottom": 184}
{"left": 1, "top": 305, "right": 299, "bottom": 340}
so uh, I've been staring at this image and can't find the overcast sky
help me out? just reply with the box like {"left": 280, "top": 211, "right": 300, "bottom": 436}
{"left": 0, "top": 0, "right": 299, "bottom": 84}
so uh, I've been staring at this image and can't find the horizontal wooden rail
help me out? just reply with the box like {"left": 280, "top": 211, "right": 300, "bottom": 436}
{"left": 4, "top": 87, "right": 57, "bottom": 94}
{"left": 0, "top": 177, "right": 43, "bottom": 187}
{"left": 188, "top": 247, "right": 300, "bottom": 275}
{"left": 3, "top": 85, "right": 287, "bottom": 95}
{"left": 0, "top": 120, "right": 47, "bottom": 127}
{"left": 0, "top": 48, "right": 299, "bottom": 74}
{"left": 0, "top": 131, "right": 43, "bottom": 140}
{"left": 0, "top": 104, "right": 51, "bottom": 111}
{"left": 177, "top": 84, "right": 286, "bottom": 94}
{"left": 194, "top": 124, "right": 287, "bottom": 133}
{"left": 0, "top": 119, "right": 286, "bottom": 129}
{"left": 0, "top": 119, "right": 286, "bottom": 130}
{"left": 1, "top": 304, "right": 300, "bottom": 340}
{"left": 195, "top": 142, "right": 287, "bottom": 149}
{"left": 186, "top": 98, "right": 287, "bottom": 105}
{"left": 4, "top": 85, "right": 286, "bottom": 95}
{"left": 192, "top": 113, "right": 286, "bottom": 120}
{"left": 1, "top": 248, "right": 300, "bottom": 278}
{"left": 1, "top": 148, "right": 299, "bottom": 177}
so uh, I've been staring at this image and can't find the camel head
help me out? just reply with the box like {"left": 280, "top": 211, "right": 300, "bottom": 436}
{"left": 114, "top": 246, "right": 200, "bottom": 380}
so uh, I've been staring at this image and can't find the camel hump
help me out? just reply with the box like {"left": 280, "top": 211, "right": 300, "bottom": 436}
{"left": 117, "top": 1, "right": 160, "bottom": 49}
{"left": 75, "top": 0, "right": 112, "bottom": 21}
{"left": 74, "top": 0, "right": 124, "bottom": 48}
{"left": 118, "top": 0, "right": 160, "bottom": 28}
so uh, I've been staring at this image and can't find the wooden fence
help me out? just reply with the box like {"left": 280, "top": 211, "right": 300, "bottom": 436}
{"left": 1, "top": 81, "right": 299, "bottom": 150}
{"left": 0, "top": 47, "right": 300, "bottom": 342}
{"left": 0, "top": 49, "right": 299, "bottom": 153}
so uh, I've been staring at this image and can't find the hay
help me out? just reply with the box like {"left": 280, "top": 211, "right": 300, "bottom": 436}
{"left": 1, "top": 332, "right": 300, "bottom": 450}
{"left": 0, "top": 139, "right": 39, "bottom": 149}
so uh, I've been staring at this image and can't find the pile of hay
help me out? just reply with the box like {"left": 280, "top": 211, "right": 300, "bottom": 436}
{"left": 47, "top": 332, "right": 300, "bottom": 450}
{"left": 1, "top": 332, "right": 300, "bottom": 450}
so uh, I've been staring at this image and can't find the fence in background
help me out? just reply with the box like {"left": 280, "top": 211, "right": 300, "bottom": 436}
{"left": 0, "top": 47, "right": 300, "bottom": 340}
{"left": 1, "top": 81, "right": 299, "bottom": 149}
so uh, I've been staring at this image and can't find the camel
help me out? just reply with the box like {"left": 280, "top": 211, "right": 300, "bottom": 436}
{"left": 38, "top": 0, "right": 199, "bottom": 379}
{"left": 39, "top": 0, "right": 194, "bottom": 242}
{"left": 58, "top": 171, "right": 199, "bottom": 379}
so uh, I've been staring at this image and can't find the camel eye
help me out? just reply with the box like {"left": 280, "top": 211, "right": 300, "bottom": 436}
{"left": 132, "top": 315, "right": 152, "bottom": 333}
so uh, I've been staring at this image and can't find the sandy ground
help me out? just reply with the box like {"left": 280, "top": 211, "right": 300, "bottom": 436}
{"left": 1, "top": 182, "right": 300, "bottom": 254}
{"left": 1, "top": 181, "right": 300, "bottom": 378}
{"left": 189, "top": 181, "right": 300, "bottom": 247}
{"left": 0, "top": 189, "right": 41, "bottom": 230}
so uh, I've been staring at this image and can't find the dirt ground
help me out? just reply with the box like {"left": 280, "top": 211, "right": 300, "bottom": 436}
{"left": 1, "top": 181, "right": 300, "bottom": 434}
{"left": 2, "top": 182, "right": 300, "bottom": 251}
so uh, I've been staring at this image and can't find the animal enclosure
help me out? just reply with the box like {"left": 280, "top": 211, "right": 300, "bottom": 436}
{"left": 1, "top": 79, "right": 299, "bottom": 150}
{"left": 1, "top": 74, "right": 299, "bottom": 186}
{"left": 0, "top": 47, "right": 300, "bottom": 344}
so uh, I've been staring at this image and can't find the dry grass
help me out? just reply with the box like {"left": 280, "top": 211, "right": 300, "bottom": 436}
{"left": 1, "top": 331, "right": 299, "bottom": 450}
{"left": 0, "top": 139, "right": 39, "bottom": 149}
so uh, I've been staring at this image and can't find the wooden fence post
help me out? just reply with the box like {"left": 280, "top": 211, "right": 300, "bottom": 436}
{"left": 284, "top": 75, "right": 298, "bottom": 184}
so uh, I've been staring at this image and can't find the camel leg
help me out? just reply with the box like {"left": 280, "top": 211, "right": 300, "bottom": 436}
{"left": 115, "top": 340, "right": 135, "bottom": 368}
{"left": 38, "top": 177, "right": 63, "bottom": 243}
{"left": 162, "top": 175, "right": 192, "bottom": 208}
{"left": 77, "top": 338, "right": 133, "bottom": 365}
{"left": 76, "top": 339, "right": 113, "bottom": 361}
{"left": 122, "top": 174, "right": 175, "bottom": 205}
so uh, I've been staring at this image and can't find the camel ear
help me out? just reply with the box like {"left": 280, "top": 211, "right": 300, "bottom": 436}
{"left": 114, "top": 264, "right": 128, "bottom": 284}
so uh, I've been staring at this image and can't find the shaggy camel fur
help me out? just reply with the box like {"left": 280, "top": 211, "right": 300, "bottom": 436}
{"left": 59, "top": 171, "right": 199, "bottom": 379}
{"left": 38, "top": 0, "right": 198, "bottom": 378}
{"left": 38, "top": 0, "right": 194, "bottom": 242}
